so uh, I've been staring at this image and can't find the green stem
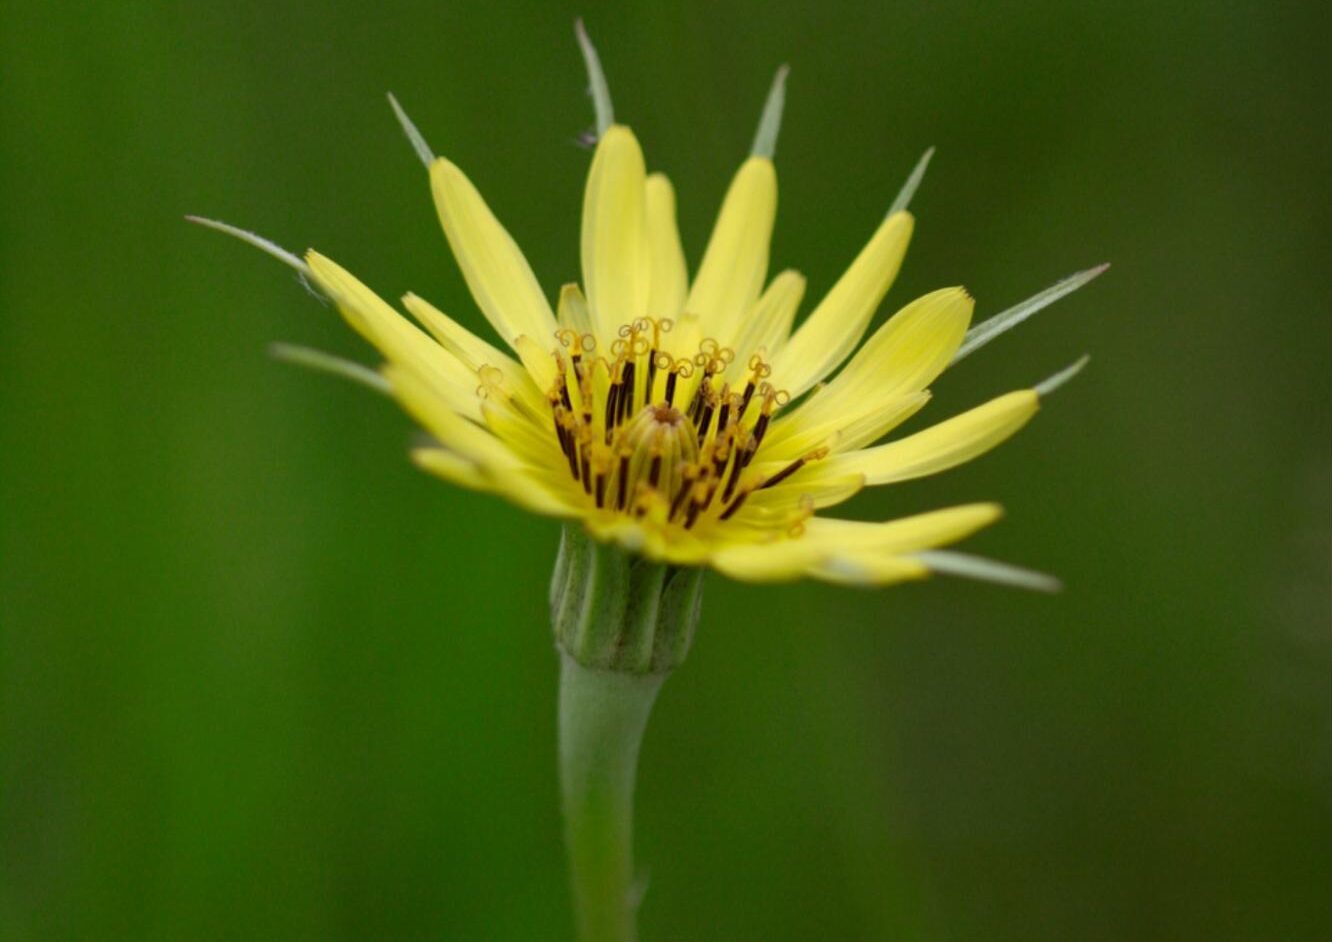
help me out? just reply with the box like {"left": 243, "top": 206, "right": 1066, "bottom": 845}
{"left": 551, "top": 524, "right": 703, "bottom": 940}
{"left": 558, "top": 653, "right": 664, "bottom": 942}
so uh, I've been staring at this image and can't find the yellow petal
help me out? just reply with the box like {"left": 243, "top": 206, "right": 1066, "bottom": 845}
{"left": 826, "top": 390, "right": 1039, "bottom": 486}
{"left": 512, "top": 334, "right": 560, "bottom": 393}
{"left": 402, "top": 292, "right": 515, "bottom": 372}
{"left": 685, "top": 157, "right": 777, "bottom": 344}
{"left": 802, "top": 503, "right": 1003, "bottom": 553}
{"left": 713, "top": 532, "right": 931, "bottom": 586}
{"left": 401, "top": 292, "right": 545, "bottom": 415}
{"left": 772, "top": 210, "right": 914, "bottom": 398}
{"left": 430, "top": 157, "right": 558, "bottom": 348}
{"left": 709, "top": 540, "right": 825, "bottom": 582}
{"left": 480, "top": 398, "right": 566, "bottom": 471}
{"left": 846, "top": 286, "right": 972, "bottom": 396}
{"left": 411, "top": 447, "right": 579, "bottom": 518}
{"left": 384, "top": 364, "right": 522, "bottom": 472}
{"left": 764, "top": 286, "right": 971, "bottom": 452}
{"left": 661, "top": 310, "right": 702, "bottom": 365}
{"left": 305, "top": 252, "right": 480, "bottom": 420}
{"left": 556, "top": 283, "right": 593, "bottom": 336}
{"left": 581, "top": 125, "right": 649, "bottom": 344}
{"left": 583, "top": 514, "right": 712, "bottom": 567}
{"left": 409, "top": 446, "right": 489, "bottom": 490}
{"left": 757, "top": 391, "right": 930, "bottom": 460}
{"left": 807, "top": 556, "right": 929, "bottom": 587}
{"left": 725, "top": 269, "right": 805, "bottom": 382}
{"left": 738, "top": 470, "right": 866, "bottom": 515}
{"left": 645, "top": 173, "right": 688, "bottom": 321}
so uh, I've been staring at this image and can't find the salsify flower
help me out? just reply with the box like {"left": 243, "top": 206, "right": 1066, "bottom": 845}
{"left": 192, "top": 25, "right": 1104, "bottom": 941}
{"left": 191, "top": 62, "right": 1101, "bottom": 593}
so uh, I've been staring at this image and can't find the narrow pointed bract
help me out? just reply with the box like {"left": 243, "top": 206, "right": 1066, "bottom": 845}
{"left": 185, "top": 216, "right": 308, "bottom": 272}
{"left": 388, "top": 93, "right": 435, "bottom": 168}
{"left": 1035, "top": 355, "right": 1091, "bottom": 397}
{"left": 194, "top": 41, "right": 1100, "bottom": 591}
{"left": 911, "top": 550, "right": 1062, "bottom": 593}
{"left": 888, "top": 147, "right": 935, "bottom": 217}
{"left": 575, "top": 19, "right": 614, "bottom": 137}
{"left": 269, "top": 342, "right": 392, "bottom": 395}
{"left": 750, "top": 65, "right": 790, "bottom": 159}
{"left": 953, "top": 264, "right": 1108, "bottom": 364}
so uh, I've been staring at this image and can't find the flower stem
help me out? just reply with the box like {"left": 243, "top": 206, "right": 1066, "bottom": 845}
{"left": 551, "top": 525, "right": 702, "bottom": 940}
{"left": 558, "top": 653, "right": 664, "bottom": 942}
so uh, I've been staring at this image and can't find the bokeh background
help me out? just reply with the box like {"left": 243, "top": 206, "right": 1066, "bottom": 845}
{"left": 3, "top": 1, "right": 1328, "bottom": 939}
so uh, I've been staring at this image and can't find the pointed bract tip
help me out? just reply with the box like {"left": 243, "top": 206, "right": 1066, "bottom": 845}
{"left": 915, "top": 550, "right": 1063, "bottom": 593}
{"left": 387, "top": 92, "right": 435, "bottom": 168}
{"left": 574, "top": 18, "right": 614, "bottom": 137}
{"left": 269, "top": 342, "right": 391, "bottom": 395}
{"left": 1034, "top": 354, "right": 1091, "bottom": 397}
{"left": 750, "top": 63, "right": 790, "bottom": 159}
{"left": 185, "top": 215, "right": 308, "bottom": 272}
{"left": 887, "top": 146, "right": 935, "bottom": 217}
{"left": 1073, "top": 262, "right": 1111, "bottom": 283}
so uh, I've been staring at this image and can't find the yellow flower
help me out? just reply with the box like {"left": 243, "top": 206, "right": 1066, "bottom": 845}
{"left": 193, "top": 46, "right": 1102, "bottom": 591}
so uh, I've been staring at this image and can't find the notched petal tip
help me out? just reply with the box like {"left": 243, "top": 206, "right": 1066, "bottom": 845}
{"left": 387, "top": 92, "right": 435, "bottom": 168}
{"left": 887, "top": 146, "right": 935, "bottom": 217}
{"left": 949, "top": 284, "right": 975, "bottom": 305}
{"left": 574, "top": 18, "right": 614, "bottom": 137}
{"left": 1033, "top": 354, "right": 1090, "bottom": 397}
{"left": 750, "top": 63, "right": 790, "bottom": 159}
{"left": 185, "top": 215, "right": 308, "bottom": 272}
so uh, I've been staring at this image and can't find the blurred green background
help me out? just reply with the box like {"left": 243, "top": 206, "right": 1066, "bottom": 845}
{"left": 3, "top": 0, "right": 1328, "bottom": 939}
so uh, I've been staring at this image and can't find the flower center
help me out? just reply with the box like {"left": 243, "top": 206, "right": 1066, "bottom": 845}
{"left": 544, "top": 318, "right": 812, "bottom": 529}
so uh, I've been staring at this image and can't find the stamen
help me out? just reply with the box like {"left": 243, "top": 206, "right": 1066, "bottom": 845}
{"left": 616, "top": 454, "right": 630, "bottom": 509}
{"left": 720, "top": 438, "right": 748, "bottom": 503}
{"left": 557, "top": 418, "right": 579, "bottom": 479}
{"left": 715, "top": 384, "right": 733, "bottom": 437}
{"left": 759, "top": 446, "right": 829, "bottom": 490}
{"left": 718, "top": 489, "right": 750, "bottom": 520}
{"left": 668, "top": 465, "right": 698, "bottom": 521}
{"left": 694, "top": 395, "right": 715, "bottom": 446}
{"left": 538, "top": 314, "right": 803, "bottom": 531}
{"left": 579, "top": 449, "right": 593, "bottom": 494}
{"left": 553, "top": 359, "right": 575, "bottom": 413}
{"left": 619, "top": 360, "right": 636, "bottom": 424}
{"left": 683, "top": 489, "right": 706, "bottom": 529}
{"left": 603, "top": 374, "right": 622, "bottom": 441}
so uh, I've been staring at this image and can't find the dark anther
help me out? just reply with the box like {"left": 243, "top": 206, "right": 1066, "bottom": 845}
{"left": 759, "top": 457, "right": 807, "bottom": 490}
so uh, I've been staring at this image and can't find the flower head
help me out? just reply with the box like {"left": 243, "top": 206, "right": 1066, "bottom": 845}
{"left": 193, "top": 28, "right": 1102, "bottom": 589}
